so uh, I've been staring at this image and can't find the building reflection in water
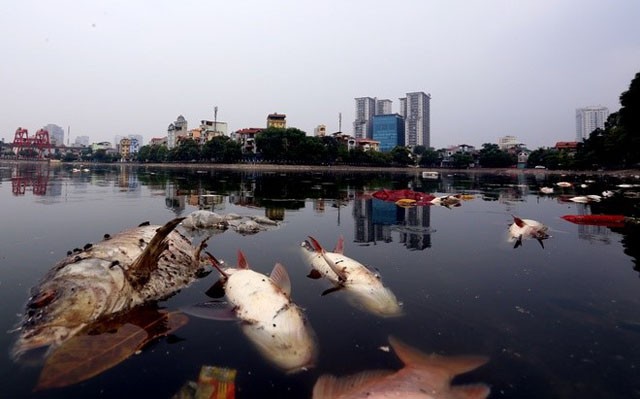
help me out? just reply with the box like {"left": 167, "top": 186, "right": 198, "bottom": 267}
{"left": 353, "top": 197, "right": 432, "bottom": 250}
{"left": 10, "top": 163, "right": 50, "bottom": 196}
{"left": 573, "top": 202, "right": 613, "bottom": 244}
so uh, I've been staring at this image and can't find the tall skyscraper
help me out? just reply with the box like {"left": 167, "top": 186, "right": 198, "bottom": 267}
{"left": 576, "top": 106, "right": 609, "bottom": 141}
{"left": 399, "top": 92, "right": 431, "bottom": 148}
{"left": 43, "top": 124, "right": 64, "bottom": 146}
{"left": 376, "top": 99, "right": 393, "bottom": 115}
{"left": 354, "top": 97, "right": 376, "bottom": 139}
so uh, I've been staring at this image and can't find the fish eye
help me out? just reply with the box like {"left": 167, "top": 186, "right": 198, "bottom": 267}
{"left": 28, "top": 289, "right": 56, "bottom": 309}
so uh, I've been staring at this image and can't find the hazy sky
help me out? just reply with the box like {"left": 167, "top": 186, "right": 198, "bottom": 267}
{"left": 2, "top": 1, "right": 639, "bottom": 149}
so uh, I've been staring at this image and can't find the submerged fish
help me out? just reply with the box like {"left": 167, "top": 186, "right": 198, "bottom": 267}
{"left": 12, "top": 218, "right": 209, "bottom": 360}
{"left": 312, "top": 336, "right": 490, "bottom": 399}
{"left": 184, "top": 252, "right": 317, "bottom": 373}
{"left": 508, "top": 216, "right": 549, "bottom": 248}
{"left": 301, "top": 236, "right": 402, "bottom": 317}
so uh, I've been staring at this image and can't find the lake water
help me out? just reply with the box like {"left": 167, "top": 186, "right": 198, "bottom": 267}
{"left": 1, "top": 161, "right": 639, "bottom": 398}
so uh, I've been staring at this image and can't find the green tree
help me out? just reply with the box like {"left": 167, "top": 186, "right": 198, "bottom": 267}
{"left": 389, "top": 146, "right": 412, "bottom": 166}
{"left": 419, "top": 148, "right": 441, "bottom": 167}
{"left": 168, "top": 139, "right": 200, "bottom": 162}
{"left": 451, "top": 152, "right": 474, "bottom": 169}
{"left": 255, "top": 127, "right": 307, "bottom": 162}
{"left": 478, "top": 143, "right": 515, "bottom": 168}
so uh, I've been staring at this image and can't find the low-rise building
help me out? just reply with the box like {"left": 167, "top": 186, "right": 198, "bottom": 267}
{"left": 235, "top": 128, "right": 263, "bottom": 154}
{"left": 267, "top": 113, "right": 286, "bottom": 129}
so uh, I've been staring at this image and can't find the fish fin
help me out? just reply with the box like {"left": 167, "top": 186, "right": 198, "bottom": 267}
{"left": 205, "top": 251, "right": 228, "bottom": 277}
{"left": 307, "top": 236, "right": 324, "bottom": 253}
{"left": 307, "top": 269, "right": 323, "bottom": 279}
{"left": 126, "top": 217, "right": 185, "bottom": 289}
{"left": 512, "top": 215, "right": 525, "bottom": 228}
{"left": 321, "top": 285, "right": 344, "bottom": 296}
{"left": 388, "top": 336, "right": 488, "bottom": 385}
{"left": 181, "top": 301, "right": 237, "bottom": 321}
{"left": 205, "top": 279, "right": 226, "bottom": 298}
{"left": 194, "top": 236, "right": 209, "bottom": 265}
{"left": 513, "top": 235, "right": 523, "bottom": 249}
{"left": 312, "top": 370, "right": 394, "bottom": 399}
{"left": 334, "top": 235, "right": 344, "bottom": 254}
{"left": 237, "top": 250, "right": 249, "bottom": 269}
{"left": 270, "top": 263, "right": 291, "bottom": 296}
{"left": 308, "top": 236, "right": 347, "bottom": 281}
{"left": 450, "top": 384, "right": 491, "bottom": 399}
{"left": 537, "top": 238, "right": 545, "bottom": 249}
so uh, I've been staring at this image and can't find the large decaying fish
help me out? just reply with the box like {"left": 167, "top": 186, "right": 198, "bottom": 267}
{"left": 183, "top": 251, "right": 317, "bottom": 373}
{"left": 12, "top": 218, "right": 209, "bottom": 360}
{"left": 301, "top": 236, "right": 402, "bottom": 318}
{"left": 313, "top": 336, "right": 490, "bottom": 399}
{"left": 508, "top": 216, "right": 549, "bottom": 248}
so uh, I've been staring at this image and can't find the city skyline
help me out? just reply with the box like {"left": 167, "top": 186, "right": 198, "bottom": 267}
{"left": 1, "top": 1, "right": 639, "bottom": 150}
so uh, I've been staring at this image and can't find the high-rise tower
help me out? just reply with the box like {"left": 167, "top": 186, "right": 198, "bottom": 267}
{"left": 576, "top": 106, "right": 609, "bottom": 141}
{"left": 354, "top": 97, "right": 376, "bottom": 139}
{"left": 399, "top": 92, "right": 431, "bottom": 148}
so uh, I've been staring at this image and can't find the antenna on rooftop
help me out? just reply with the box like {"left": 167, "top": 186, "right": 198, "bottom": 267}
{"left": 214, "top": 106, "right": 218, "bottom": 133}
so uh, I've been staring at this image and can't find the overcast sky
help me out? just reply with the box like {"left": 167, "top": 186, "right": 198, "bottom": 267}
{"left": 1, "top": 1, "right": 639, "bottom": 149}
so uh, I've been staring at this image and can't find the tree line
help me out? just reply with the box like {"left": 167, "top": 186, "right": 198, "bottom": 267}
{"left": 15, "top": 71, "right": 635, "bottom": 170}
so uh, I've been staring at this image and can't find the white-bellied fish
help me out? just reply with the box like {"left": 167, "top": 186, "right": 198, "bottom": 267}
{"left": 183, "top": 251, "right": 317, "bottom": 373}
{"left": 12, "top": 218, "right": 209, "bottom": 361}
{"left": 312, "top": 336, "right": 490, "bottom": 399}
{"left": 301, "top": 236, "right": 402, "bottom": 317}
{"left": 508, "top": 216, "right": 549, "bottom": 248}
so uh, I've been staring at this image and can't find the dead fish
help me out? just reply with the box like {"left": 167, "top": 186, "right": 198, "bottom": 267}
{"left": 539, "top": 187, "right": 554, "bottom": 194}
{"left": 312, "top": 336, "right": 490, "bottom": 399}
{"left": 183, "top": 251, "right": 317, "bottom": 373}
{"left": 301, "top": 236, "right": 402, "bottom": 317}
{"left": 430, "top": 195, "right": 462, "bottom": 208}
{"left": 249, "top": 215, "right": 279, "bottom": 226}
{"left": 12, "top": 218, "right": 209, "bottom": 361}
{"left": 508, "top": 215, "right": 549, "bottom": 248}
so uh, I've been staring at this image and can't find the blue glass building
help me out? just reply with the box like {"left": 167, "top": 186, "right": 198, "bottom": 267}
{"left": 372, "top": 114, "right": 405, "bottom": 152}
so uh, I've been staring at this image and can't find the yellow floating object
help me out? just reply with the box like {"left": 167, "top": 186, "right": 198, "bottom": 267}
{"left": 395, "top": 198, "right": 417, "bottom": 207}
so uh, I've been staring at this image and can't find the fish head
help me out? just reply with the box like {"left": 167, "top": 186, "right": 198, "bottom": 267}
{"left": 241, "top": 314, "right": 317, "bottom": 374}
{"left": 346, "top": 282, "right": 403, "bottom": 318}
{"left": 12, "top": 274, "right": 112, "bottom": 360}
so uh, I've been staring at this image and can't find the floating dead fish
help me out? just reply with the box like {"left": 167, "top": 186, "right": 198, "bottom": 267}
{"left": 312, "top": 336, "right": 490, "bottom": 399}
{"left": 249, "top": 215, "right": 279, "bottom": 226}
{"left": 555, "top": 181, "right": 572, "bottom": 188}
{"left": 301, "top": 236, "right": 402, "bottom": 317}
{"left": 508, "top": 216, "right": 549, "bottom": 248}
{"left": 181, "top": 210, "right": 229, "bottom": 230}
{"left": 540, "top": 187, "right": 554, "bottom": 194}
{"left": 430, "top": 195, "right": 462, "bottom": 208}
{"left": 12, "top": 218, "right": 209, "bottom": 361}
{"left": 183, "top": 252, "right": 317, "bottom": 373}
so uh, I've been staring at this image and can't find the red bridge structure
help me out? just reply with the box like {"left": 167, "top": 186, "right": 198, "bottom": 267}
{"left": 13, "top": 127, "right": 52, "bottom": 159}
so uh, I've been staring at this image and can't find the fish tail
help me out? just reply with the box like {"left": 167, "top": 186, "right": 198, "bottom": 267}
{"left": 388, "top": 336, "right": 489, "bottom": 377}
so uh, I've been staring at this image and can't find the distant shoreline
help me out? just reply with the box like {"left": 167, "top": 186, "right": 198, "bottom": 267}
{"left": 2, "top": 159, "right": 640, "bottom": 178}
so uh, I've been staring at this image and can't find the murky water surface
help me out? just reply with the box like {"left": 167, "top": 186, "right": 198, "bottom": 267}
{"left": 1, "top": 162, "right": 639, "bottom": 398}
